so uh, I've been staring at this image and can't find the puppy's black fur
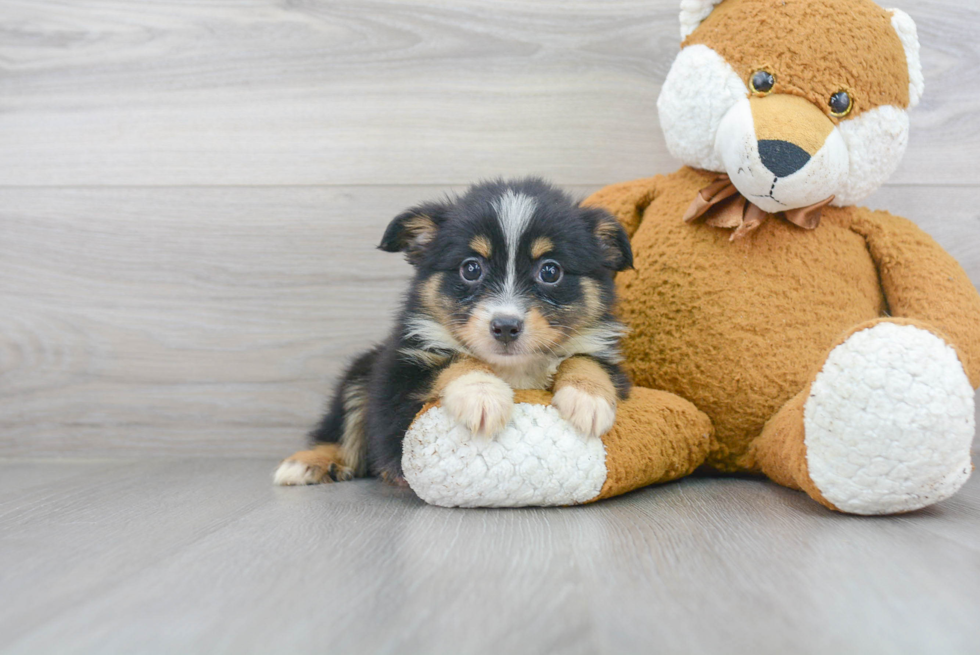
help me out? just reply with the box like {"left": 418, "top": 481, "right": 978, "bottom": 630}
{"left": 304, "top": 178, "right": 632, "bottom": 484}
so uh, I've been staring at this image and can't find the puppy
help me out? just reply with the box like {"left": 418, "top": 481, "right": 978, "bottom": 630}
{"left": 274, "top": 178, "right": 633, "bottom": 487}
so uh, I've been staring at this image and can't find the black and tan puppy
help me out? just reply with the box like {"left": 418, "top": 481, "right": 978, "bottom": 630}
{"left": 274, "top": 178, "right": 633, "bottom": 486}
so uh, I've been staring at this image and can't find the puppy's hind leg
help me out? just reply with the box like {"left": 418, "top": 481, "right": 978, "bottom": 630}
{"left": 274, "top": 348, "right": 376, "bottom": 486}
{"left": 274, "top": 443, "right": 356, "bottom": 486}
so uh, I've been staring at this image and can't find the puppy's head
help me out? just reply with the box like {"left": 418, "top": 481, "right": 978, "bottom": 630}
{"left": 380, "top": 179, "right": 632, "bottom": 365}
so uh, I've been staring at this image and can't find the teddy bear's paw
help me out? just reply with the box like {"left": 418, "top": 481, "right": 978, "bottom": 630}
{"left": 804, "top": 322, "right": 975, "bottom": 515}
{"left": 551, "top": 386, "right": 617, "bottom": 439}
{"left": 441, "top": 370, "right": 515, "bottom": 438}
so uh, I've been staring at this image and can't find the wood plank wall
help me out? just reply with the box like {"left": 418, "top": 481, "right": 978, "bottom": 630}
{"left": 1, "top": 0, "right": 978, "bottom": 458}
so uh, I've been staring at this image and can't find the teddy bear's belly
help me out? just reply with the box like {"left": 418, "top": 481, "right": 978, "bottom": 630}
{"left": 619, "top": 206, "right": 886, "bottom": 471}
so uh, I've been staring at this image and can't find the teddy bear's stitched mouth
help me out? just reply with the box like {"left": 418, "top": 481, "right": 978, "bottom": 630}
{"left": 752, "top": 177, "right": 787, "bottom": 206}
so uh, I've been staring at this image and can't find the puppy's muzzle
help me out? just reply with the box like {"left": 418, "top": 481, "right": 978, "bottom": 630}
{"left": 490, "top": 315, "right": 523, "bottom": 345}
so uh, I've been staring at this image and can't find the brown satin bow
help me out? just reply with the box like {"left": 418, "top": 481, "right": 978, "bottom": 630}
{"left": 683, "top": 174, "right": 834, "bottom": 241}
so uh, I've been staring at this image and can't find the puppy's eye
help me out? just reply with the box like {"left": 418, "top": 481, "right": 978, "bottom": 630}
{"left": 829, "top": 91, "right": 853, "bottom": 117}
{"left": 537, "top": 260, "right": 562, "bottom": 285}
{"left": 750, "top": 70, "right": 775, "bottom": 94}
{"left": 460, "top": 258, "right": 483, "bottom": 282}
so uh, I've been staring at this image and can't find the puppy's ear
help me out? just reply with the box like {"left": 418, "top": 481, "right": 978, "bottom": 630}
{"left": 379, "top": 202, "right": 448, "bottom": 265}
{"left": 583, "top": 207, "right": 633, "bottom": 271}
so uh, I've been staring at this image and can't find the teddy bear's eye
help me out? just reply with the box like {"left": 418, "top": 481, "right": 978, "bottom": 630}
{"left": 750, "top": 70, "right": 775, "bottom": 94}
{"left": 829, "top": 91, "right": 853, "bottom": 117}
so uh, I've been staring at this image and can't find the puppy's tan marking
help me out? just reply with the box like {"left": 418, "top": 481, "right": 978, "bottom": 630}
{"left": 594, "top": 219, "right": 620, "bottom": 242}
{"left": 273, "top": 444, "right": 354, "bottom": 485}
{"left": 530, "top": 236, "right": 554, "bottom": 260}
{"left": 524, "top": 306, "right": 564, "bottom": 351}
{"left": 338, "top": 379, "right": 368, "bottom": 476}
{"left": 403, "top": 215, "right": 438, "bottom": 246}
{"left": 551, "top": 356, "right": 618, "bottom": 438}
{"left": 578, "top": 279, "right": 603, "bottom": 323}
{"left": 419, "top": 273, "right": 451, "bottom": 325}
{"left": 470, "top": 235, "right": 492, "bottom": 259}
{"left": 593, "top": 219, "right": 630, "bottom": 269}
{"left": 457, "top": 310, "right": 495, "bottom": 356}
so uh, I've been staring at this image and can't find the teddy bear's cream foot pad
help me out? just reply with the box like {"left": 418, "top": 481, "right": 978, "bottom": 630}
{"left": 804, "top": 322, "right": 975, "bottom": 515}
{"left": 403, "top": 401, "right": 607, "bottom": 508}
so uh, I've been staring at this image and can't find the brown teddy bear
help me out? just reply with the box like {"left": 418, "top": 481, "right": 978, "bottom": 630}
{"left": 403, "top": 0, "right": 980, "bottom": 513}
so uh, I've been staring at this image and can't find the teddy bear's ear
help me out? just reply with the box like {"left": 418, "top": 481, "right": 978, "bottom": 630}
{"left": 889, "top": 8, "right": 924, "bottom": 108}
{"left": 679, "top": 0, "right": 725, "bottom": 40}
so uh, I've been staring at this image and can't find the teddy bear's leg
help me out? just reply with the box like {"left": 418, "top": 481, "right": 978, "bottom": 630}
{"left": 590, "top": 387, "right": 714, "bottom": 501}
{"left": 748, "top": 319, "right": 976, "bottom": 514}
{"left": 402, "top": 387, "right": 712, "bottom": 507}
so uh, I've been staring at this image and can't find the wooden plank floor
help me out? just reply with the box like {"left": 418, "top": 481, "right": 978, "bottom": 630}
{"left": 1, "top": 457, "right": 979, "bottom": 655}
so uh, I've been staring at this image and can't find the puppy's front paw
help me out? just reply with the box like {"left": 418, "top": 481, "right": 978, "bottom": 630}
{"left": 441, "top": 371, "right": 514, "bottom": 437}
{"left": 552, "top": 386, "right": 616, "bottom": 439}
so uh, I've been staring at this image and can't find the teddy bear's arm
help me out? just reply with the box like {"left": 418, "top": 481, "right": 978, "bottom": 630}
{"left": 582, "top": 176, "right": 665, "bottom": 238}
{"left": 850, "top": 207, "right": 980, "bottom": 387}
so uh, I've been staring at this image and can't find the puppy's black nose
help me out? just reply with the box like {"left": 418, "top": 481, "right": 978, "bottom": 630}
{"left": 490, "top": 316, "right": 523, "bottom": 344}
{"left": 758, "top": 139, "right": 811, "bottom": 178}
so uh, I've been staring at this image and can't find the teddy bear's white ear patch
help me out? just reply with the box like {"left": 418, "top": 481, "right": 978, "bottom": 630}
{"left": 890, "top": 9, "right": 924, "bottom": 108}
{"left": 679, "top": 0, "right": 725, "bottom": 40}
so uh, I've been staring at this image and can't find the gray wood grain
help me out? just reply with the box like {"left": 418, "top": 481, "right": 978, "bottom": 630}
{"left": 1, "top": 184, "right": 976, "bottom": 457}
{"left": 0, "top": 459, "right": 273, "bottom": 647}
{"left": 0, "top": 0, "right": 977, "bottom": 186}
{"left": 0, "top": 458, "right": 978, "bottom": 654}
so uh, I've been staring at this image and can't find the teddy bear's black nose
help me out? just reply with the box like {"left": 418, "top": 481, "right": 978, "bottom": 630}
{"left": 758, "top": 139, "right": 811, "bottom": 178}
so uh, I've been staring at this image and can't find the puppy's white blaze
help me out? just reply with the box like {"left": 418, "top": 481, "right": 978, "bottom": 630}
{"left": 441, "top": 370, "right": 515, "bottom": 437}
{"left": 492, "top": 190, "right": 537, "bottom": 295}
{"left": 551, "top": 386, "right": 616, "bottom": 439}
{"left": 482, "top": 300, "right": 525, "bottom": 319}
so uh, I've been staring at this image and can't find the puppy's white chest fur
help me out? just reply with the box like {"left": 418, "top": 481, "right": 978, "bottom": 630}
{"left": 486, "top": 355, "right": 562, "bottom": 390}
